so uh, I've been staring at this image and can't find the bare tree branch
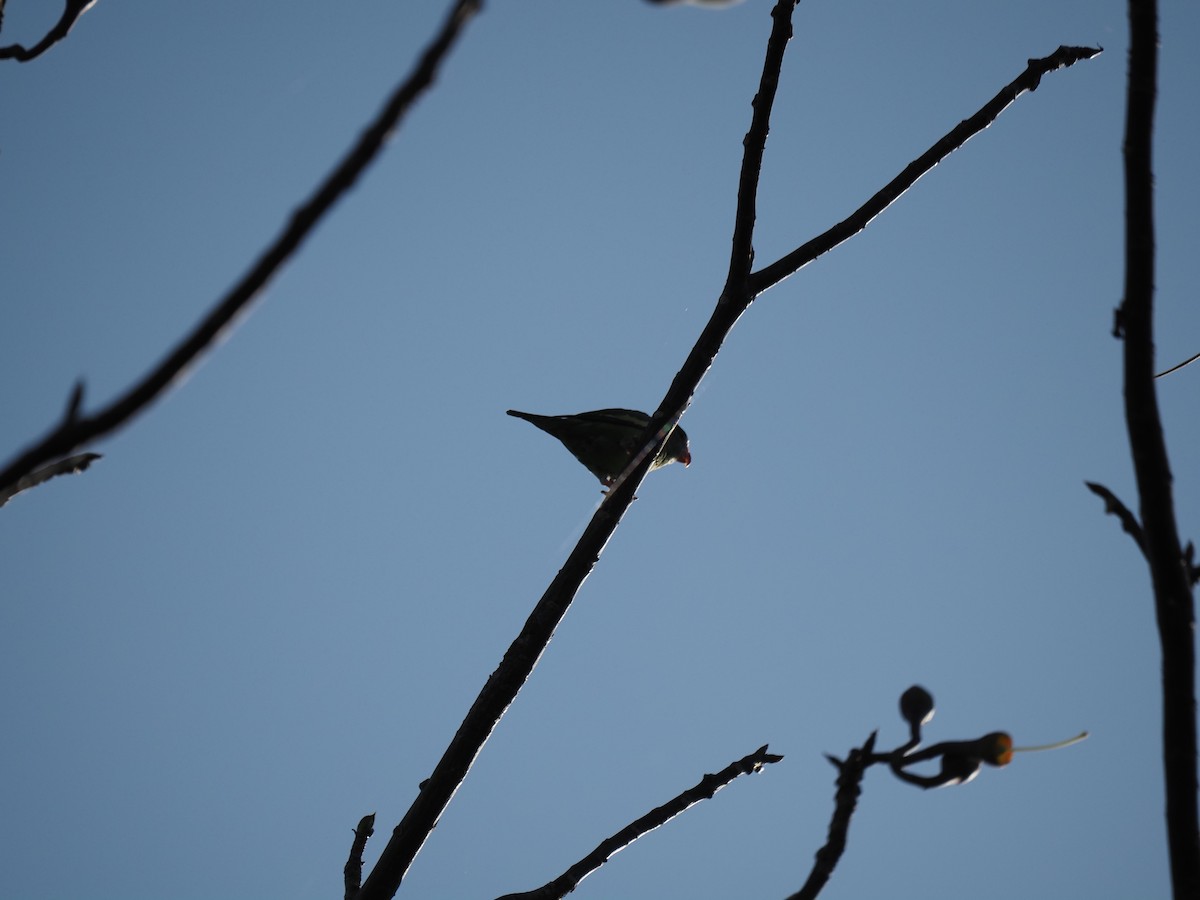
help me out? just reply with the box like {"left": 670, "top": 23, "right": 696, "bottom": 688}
{"left": 787, "top": 733, "right": 876, "bottom": 900}
{"left": 344, "top": 814, "right": 376, "bottom": 900}
{"left": 749, "top": 45, "right": 1102, "bottom": 296}
{"left": 636, "top": 45, "right": 1100, "bottom": 501}
{"left": 0, "top": 0, "right": 483, "bottom": 499}
{"left": 1084, "top": 480, "right": 1148, "bottom": 557}
{"left": 621, "top": 0, "right": 802, "bottom": 495}
{"left": 494, "top": 745, "right": 783, "bottom": 900}
{"left": 356, "top": 6, "right": 1101, "bottom": 898}
{"left": 605, "top": 0, "right": 797, "bottom": 498}
{"left": 1118, "top": 1, "right": 1200, "bottom": 895}
{"left": 355, "top": 5, "right": 803, "bottom": 898}
{"left": 0, "top": 0, "right": 97, "bottom": 62}
{"left": 0, "top": 452, "right": 100, "bottom": 508}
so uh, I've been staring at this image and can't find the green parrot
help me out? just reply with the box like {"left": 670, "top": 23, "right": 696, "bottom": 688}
{"left": 507, "top": 408, "right": 691, "bottom": 487}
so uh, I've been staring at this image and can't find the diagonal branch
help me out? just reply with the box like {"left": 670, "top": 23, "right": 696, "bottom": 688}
{"left": 608, "top": 0, "right": 799, "bottom": 497}
{"left": 0, "top": 0, "right": 96, "bottom": 62}
{"left": 358, "top": 9, "right": 1103, "bottom": 899}
{"left": 1084, "top": 480, "right": 1148, "bottom": 557}
{"left": 494, "top": 745, "right": 783, "bottom": 900}
{"left": 0, "top": 0, "right": 483, "bottom": 498}
{"left": 749, "top": 45, "right": 1101, "bottom": 296}
{"left": 355, "top": 4, "right": 803, "bottom": 898}
{"left": 630, "top": 0, "right": 800, "bottom": 486}
{"left": 1118, "top": 1, "right": 1199, "bottom": 896}
{"left": 646, "top": 44, "right": 1100, "bottom": 484}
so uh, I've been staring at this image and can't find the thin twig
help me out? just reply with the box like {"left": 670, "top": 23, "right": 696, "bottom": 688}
{"left": 624, "top": 0, "right": 802, "bottom": 495}
{"left": 1084, "top": 481, "right": 1148, "bottom": 557}
{"left": 1119, "top": 1, "right": 1200, "bottom": 896}
{"left": 0, "top": 0, "right": 483, "bottom": 498}
{"left": 1155, "top": 348, "right": 1200, "bottom": 379}
{"left": 495, "top": 746, "right": 783, "bottom": 900}
{"left": 749, "top": 45, "right": 1101, "bottom": 295}
{"left": 0, "top": 0, "right": 97, "bottom": 62}
{"left": 643, "top": 44, "right": 1100, "bottom": 500}
{"left": 344, "top": 814, "right": 376, "bottom": 900}
{"left": 608, "top": 0, "right": 799, "bottom": 496}
{"left": 724, "top": 0, "right": 794, "bottom": 290}
{"left": 787, "top": 733, "right": 876, "bottom": 900}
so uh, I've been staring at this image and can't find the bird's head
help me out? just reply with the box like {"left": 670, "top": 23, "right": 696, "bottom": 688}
{"left": 666, "top": 426, "right": 691, "bottom": 468}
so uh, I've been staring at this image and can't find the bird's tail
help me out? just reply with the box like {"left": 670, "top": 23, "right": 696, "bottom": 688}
{"left": 506, "top": 409, "right": 542, "bottom": 423}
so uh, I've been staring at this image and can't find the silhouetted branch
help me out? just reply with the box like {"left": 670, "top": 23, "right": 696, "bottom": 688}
{"left": 1084, "top": 480, "right": 1148, "bottom": 557}
{"left": 0, "top": 452, "right": 100, "bottom": 508}
{"left": 1118, "top": 1, "right": 1199, "bottom": 895}
{"left": 638, "top": 44, "right": 1100, "bottom": 505}
{"left": 0, "top": 0, "right": 96, "bottom": 62}
{"left": 495, "top": 745, "right": 783, "bottom": 900}
{"left": 618, "top": 0, "right": 801, "bottom": 495}
{"left": 1155, "top": 348, "right": 1200, "bottom": 378}
{"left": 344, "top": 814, "right": 376, "bottom": 900}
{"left": 725, "top": 0, "right": 793, "bottom": 289}
{"left": 354, "top": 6, "right": 801, "bottom": 898}
{"left": 749, "top": 45, "right": 1102, "bottom": 295}
{"left": 786, "top": 687, "right": 1085, "bottom": 898}
{"left": 0, "top": 0, "right": 483, "bottom": 500}
{"left": 787, "top": 733, "right": 875, "bottom": 900}
{"left": 356, "top": 5, "right": 1104, "bottom": 898}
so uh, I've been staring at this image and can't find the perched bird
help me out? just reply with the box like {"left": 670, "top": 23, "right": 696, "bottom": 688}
{"left": 507, "top": 408, "right": 691, "bottom": 487}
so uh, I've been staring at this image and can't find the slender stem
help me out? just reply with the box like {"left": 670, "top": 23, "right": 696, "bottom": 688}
{"left": 788, "top": 734, "right": 876, "bottom": 900}
{"left": 495, "top": 747, "right": 782, "bottom": 900}
{"left": 1120, "top": 2, "right": 1199, "bottom": 896}
{"left": 749, "top": 46, "right": 1100, "bottom": 295}
{"left": 0, "top": 0, "right": 97, "bottom": 62}
{"left": 0, "top": 0, "right": 482, "bottom": 496}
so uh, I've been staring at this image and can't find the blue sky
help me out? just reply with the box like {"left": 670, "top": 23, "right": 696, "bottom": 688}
{"left": 2, "top": 1, "right": 1197, "bottom": 898}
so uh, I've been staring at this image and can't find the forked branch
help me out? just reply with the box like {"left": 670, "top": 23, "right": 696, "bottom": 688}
{"left": 353, "top": 4, "right": 1097, "bottom": 898}
{"left": 750, "top": 45, "right": 1101, "bottom": 295}
{"left": 354, "top": 6, "right": 803, "bottom": 897}
{"left": 0, "top": 0, "right": 482, "bottom": 499}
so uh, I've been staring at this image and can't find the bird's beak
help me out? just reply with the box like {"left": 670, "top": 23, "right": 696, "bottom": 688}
{"left": 681, "top": 449, "right": 692, "bottom": 467}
